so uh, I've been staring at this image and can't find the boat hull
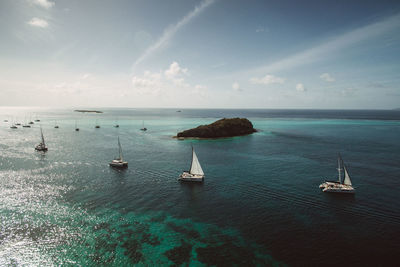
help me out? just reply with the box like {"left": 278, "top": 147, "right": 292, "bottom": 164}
{"left": 109, "top": 162, "right": 128, "bottom": 168}
{"left": 320, "top": 181, "right": 355, "bottom": 194}
{"left": 178, "top": 172, "right": 204, "bottom": 182}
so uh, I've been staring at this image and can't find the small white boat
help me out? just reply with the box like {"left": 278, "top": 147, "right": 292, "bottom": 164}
{"left": 109, "top": 137, "right": 128, "bottom": 168}
{"left": 35, "top": 127, "right": 48, "bottom": 152}
{"left": 178, "top": 146, "right": 205, "bottom": 182}
{"left": 320, "top": 154, "right": 355, "bottom": 194}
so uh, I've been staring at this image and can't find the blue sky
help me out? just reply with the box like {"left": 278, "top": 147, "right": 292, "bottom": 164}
{"left": 1, "top": 0, "right": 400, "bottom": 108}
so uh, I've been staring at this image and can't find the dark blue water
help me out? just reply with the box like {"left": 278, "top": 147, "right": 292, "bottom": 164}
{"left": 1, "top": 108, "right": 399, "bottom": 266}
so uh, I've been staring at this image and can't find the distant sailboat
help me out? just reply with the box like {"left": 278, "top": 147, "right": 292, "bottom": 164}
{"left": 140, "top": 120, "right": 147, "bottom": 131}
{"left": 95, "top": 120, "right": 100, "bottom": 128}
{"left": 29, "top": 116, "right": 34, "bottom": 124}
{"left": 319, "top": 154, "right": 355, "bottom": 194}
{"left": 114, "top": 118, "right": 119, "bottom": 128}
{"left": 54, "top": 120, "right": 59, "bottom": 128}
{"left": 23, "top": 116, "right": 31, "bottom": 128}
{"left": 109, "top": 137, "right": 128, "bottom": 168}
{"left": 178, "top": 146, "right": 205, "bottom": 182}
{"left": 35, "top": 127, "right": 48, "bottom": 152}
{"left": 75, "top": 120, "right": 79, "bottom": 131}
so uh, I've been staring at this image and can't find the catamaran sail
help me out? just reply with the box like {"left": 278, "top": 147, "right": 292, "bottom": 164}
{"left": 190, "top": 148, "right": 204, "bottom": 176}
{"left": 319, "top": 154, "right": 354, "bottom": 193}
{"left": 118, "top": 137, "right": 123, "bottom": 161}
{"left": 179, "top": 146, "right": 205, "bottom": 182}
{"left": 343, "top": 165, "right": 352, "bottom": 186}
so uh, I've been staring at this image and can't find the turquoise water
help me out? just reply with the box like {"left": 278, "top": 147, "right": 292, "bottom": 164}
{"left": 1, "top": 108, "right": 399, "bottom": 266}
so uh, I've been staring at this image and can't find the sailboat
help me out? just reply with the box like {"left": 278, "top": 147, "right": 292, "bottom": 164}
{"left": 23, "top": 116, "right": 31, "bottom": 128}
{"left": 95, "top": 119, "right": 100, "bottom": 128}
{"left": 178, "top": 146, "right": 205, "bottom": 182}
{"left": 140, "top": 120, "right": 147, "bottom": 131}
{"left": 319, "top": 154, "right": 355, "bottom": 194}
{"left": 75, "top": 120, "right": 79, "bottom": 131}
{"left": 54, "top": 120, "right": 59, "bottom": 128}
{"left": 109, "top": 137, "right": 128, "bottom": 168}
{"left": 114, "top": 118, "right": 119, "bottom": 128}
{"left": 35, "top": 127, "right": 48, "bottom": 152}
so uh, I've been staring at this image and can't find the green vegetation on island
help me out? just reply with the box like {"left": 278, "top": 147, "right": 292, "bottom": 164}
{"left": 177, "top": 118, "right": 256, "bottom": 138}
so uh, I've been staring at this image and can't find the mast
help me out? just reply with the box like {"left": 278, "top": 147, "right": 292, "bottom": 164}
{"left": 40, "top": 127, "right": 45, "bottom": 146}
{"left": 118, "top": 136, "right": 123, "bottom": 160}
{"left": 337, "top": 154, "right": 342, "bottom": 183}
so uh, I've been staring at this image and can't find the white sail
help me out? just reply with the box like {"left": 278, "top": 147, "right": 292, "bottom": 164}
{"left": 190, "top": 148, "right": 204, "bottom": 175}
{"left": 337, "top": 156, "right": 342, "bottom": 183}
{"left": 118, "top": 137, "right": 123, "bottom": 160}
{"left": 40, "top": 127, "right": 45, "bottom": 146}
{"left": 343, "top": 165, "right": 352, "bottom": 186}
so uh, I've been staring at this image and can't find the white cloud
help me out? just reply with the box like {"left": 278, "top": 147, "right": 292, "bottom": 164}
{"left": 132, "top": 62, "right": 205, "bottom": 97}
{"left": 81, "top": 73, "right": 91, "bottom": 80}
{"left": 31, "top": 0, "right": 55, "bottom": 9}
{"left": 132, "top": 0, "right": 215, "bottom": 70}
{"left": 320, "top": 73, "right": 335, "bottom": 82}
{"left": 27, "top": 17, "right": 49, "bottom": 28}
{"left": 256, "top": 26, "right": 268, "bottom": 33}
{"left": 165, "top": 62, "right": 188, "bottom": 79}
{"left": 232, "top": 82, "right": 241, "bottom": 91}
{"left": 341, "top": 87, "right": 357, "bottom": 97}
{"left": 250, "top": 74, "right": 285, "bottom": 85}
{"left": 296, "top": 83, "right": 306, "bottom": 92}
{"left": 245, "top": 13, "right": 400, "bottom": 74}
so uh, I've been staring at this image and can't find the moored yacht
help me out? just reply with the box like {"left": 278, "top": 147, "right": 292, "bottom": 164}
{"left": 320, "top": 154, "right": 355, "bottom": 194}
{"left": 35, "top": 127, "right": 48, "bottom": 152}
{"left": 109, "top": 137, "right": 128, "bottom": 168}
{"left": 178, "top": 146, "right": 205, "bottom": 182}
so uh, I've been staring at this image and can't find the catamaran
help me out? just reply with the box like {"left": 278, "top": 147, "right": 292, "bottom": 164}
{"left": 109, "top": 136, "right": 128, "bottom": 168}
{"left": 319, "top": 154, "right": 355, "bottom": 194}
{"left": 178, "top": 146, "right": 205, "bottom": 182}
{"left": 140, "top": 120, "right": 147, "bottom": 131}
{"left": 35, "top": 127, "right": 48, "bottom": 152}
{"left": 75, "top": 120, "right": 79, "bottom": 131}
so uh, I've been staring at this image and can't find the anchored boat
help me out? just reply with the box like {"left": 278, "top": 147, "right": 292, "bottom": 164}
{"left": 178, "top": 146, "right": 205, "bottom": 182}
{"left": 109, "top": 136, "right": 128, "bottom": 168}
{"left": 319, "top": 154, "right": 355, "bottom": 194}
{"left": 35, "top": 127, "right": 48, "bottom": 152}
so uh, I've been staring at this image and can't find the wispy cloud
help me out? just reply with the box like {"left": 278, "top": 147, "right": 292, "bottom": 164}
{"left": 27, "top": 17, "right": 49, "bottom": 28}
{"left": 320, "top": 73, "right": 335, "bottom": 82}
{"left": 132, "top": 0, "right": 215, "bottom": 70}
{"left": 250, "top": 74, "right": 285, "bottom": 85}
{"left": 249, "top": 13, "right": 400, "bottom": 74}
{"left": 296, "top": 83, "right": 306, "bottom": 92}
{"left": 30, "top": 0, "right": 55, "bottom": 9}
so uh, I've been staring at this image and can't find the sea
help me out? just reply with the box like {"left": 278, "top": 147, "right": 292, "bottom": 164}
{"left": 0, "top": 107, "right": 399, "bottom": 266}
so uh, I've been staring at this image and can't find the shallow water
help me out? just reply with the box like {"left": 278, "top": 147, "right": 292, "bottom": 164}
{"left": 1, "top": 108, "right": 399, "bottom": 266}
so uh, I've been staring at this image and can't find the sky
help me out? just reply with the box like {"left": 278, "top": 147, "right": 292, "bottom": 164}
{"left": 1, "top": 0, "right": 400, "bottom": 109}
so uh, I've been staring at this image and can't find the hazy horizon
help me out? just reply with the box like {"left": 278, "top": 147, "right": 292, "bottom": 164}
{"left": 1, "top": 0, "right": 400, "bottom": 109}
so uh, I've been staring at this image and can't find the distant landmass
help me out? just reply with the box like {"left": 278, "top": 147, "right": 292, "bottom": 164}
{"left": 74, "top": 110, "right": 103, "bottom": 113}
{"left": 176, "top": 118, "right": 256, "bottom": 138}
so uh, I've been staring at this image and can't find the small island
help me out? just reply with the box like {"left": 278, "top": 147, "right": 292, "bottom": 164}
{"left": 74, "top": 110, "right": 103, "bottom": 113}
{"left": 176, "top": 118, "right": 256, "bottom": 139}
